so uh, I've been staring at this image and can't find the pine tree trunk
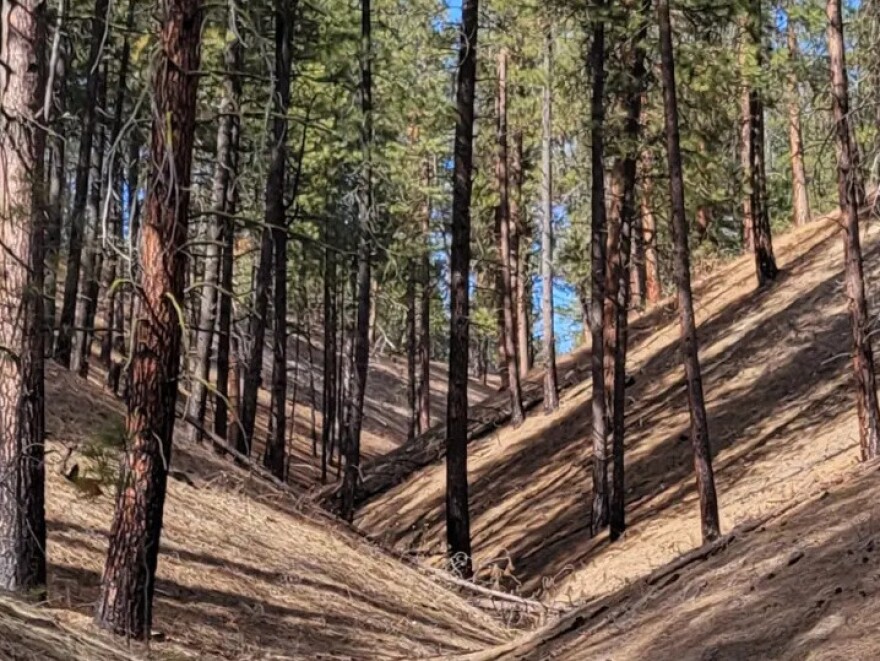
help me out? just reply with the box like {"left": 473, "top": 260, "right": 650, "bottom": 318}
{"left": 589, "top": 0, "right": 610, "bottom": 537}
{"left": 610, "top": 0, "right": 648, "bottom": 540}
{"left": 541, "top": 26, "right": 559, "bottom": 413}
{"left": 321, "top": 222, "right": 338, "bottom": 483}
{"left": 340, "top": 0, "right": 374, "bottom": 521}
{"left": 512, "top": 130, "right": 531, "bottom": 378}
{"left": 640, "top": 150, "right": 662, "bottom": 305}
{"left": 826, "top": 0, "right": 880, "bottom": 460}
{"left": 406, "top": 259, "right": 418, "bottom": 442}
{"left": 95, "top": 0, "right": 201, "bottom": 637}
{"left": 213, "top": 12, "right": 243, "bottom": 444}
{"left": 264, "top": 0, "right": 295, "bottom": 481}
{"left": 786, "top": 19, "right": 811, "bottom": 227}
{"left": 658, "top": 0, "right": 721, "bottom": 543}
{"left": 71, "top": 68, "right": 107, "bottom": 377}
{"left": 446, "top": 0, "right": 478, "bottom": 578}
{"left": 0, "top": 0, "right": 48, "bottom": 597}
{"left": 417, "top": 162, "right": 432, "bottom": 433}
{"left": 55, "top": 0, "right": 109, "bottom": 367}
{"left": 45, "top": 2, "right": 68, "bottom": 352}
{"left": 494, "top": 48, "right": 525, "bottom": 428}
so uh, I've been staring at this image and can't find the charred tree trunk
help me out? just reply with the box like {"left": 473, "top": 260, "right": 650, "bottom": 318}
{"left": 541, "top": 26, "right": 559, "bottom": 413}
{"left": 0, "top": 0, "right": 48, "bottom": 597}
{"left": 446, "top": 0, "right": 478, "bottom": 578}
{"left": 495, "top": 48, "right": 525, "bottom": 428}
{"left": 264, "top": 0, "right": 296, "bottom": 481}
{"left": 589, "top": 0, "right": 610, "bottom": 537}
{"left": 55, "top": 0, "right": 109, "bottom": 367}
{"left": 827, "top": 0, "right": 880, "bottom": 460}
{"left": 786, "top": 18, "right": 811, "bottom": 227}
{"left": 95, "top": 0, "right": 201, "bottom": 638}
{"left": 658, "top": 0, "right": 721, "bottom": 543}
{"left": 213, "top": 9, "right": 243, "bottom": 444}
{"left": 610, "top": 0, "right": 648, "bottom": 541}
{"left": 340, "top": 0, "right": 374, "bottom": 521}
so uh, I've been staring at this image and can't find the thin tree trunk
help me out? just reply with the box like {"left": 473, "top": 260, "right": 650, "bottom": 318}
{"left": 213, "top": 9, "right": 243, "bottom": 444}
{"left": 71, "top": 67, "right": 108, "bottom": 377}
{"left": 446, "top": 0, "right": 479, "bottom": 578}
{"left": 264, "top": 0, "right": 296, "bottom": 481}
{"left": 321, "top": 221, "right": 338, "bottom": 484}
{"left": 56, "top": 0, "right": 109, "bottom": 367}
{"left": 95, "top": 0, "right": 201, "bottom": 637}
{"left": 658, "top": 0, "right": 721, "bottom": 543}
{"left": 589, "top": 0, "right": 610, "bottom": 537}
{"left": 406, "top": 259, "right": 418, "bottom": 442}
{"left": 826, "top": 0, "right": 880, "bottom": 460}
{"left": 340, "top": 0, "right": 374, "bottom": 521}
{"left": 640, "top": 150, "right": 662, "bottom": 305}
{"left": 541, "top": 26, "right": 559, "bottom": 413}
{"left": 0, "top": 0, "right": 48, "bottom": 597}
{"left": 610, "top": 0, "right": 648, "bottom": 541}
{"left": 512, "top": 130, "right": 531, "bottom": 378}
{"left": 417, "top": 161, "right": 432, "bottom": 433}
{"left": 786, "top": 18, "right": 811, "bottom": 227}
{"left": 495, "top": 48, "right": 525, "bottom": 428}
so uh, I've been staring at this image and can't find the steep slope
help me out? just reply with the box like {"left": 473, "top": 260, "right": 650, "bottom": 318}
{"left": 466, "top": 458, "right": 880, "bottom": 660}
{"left": 24, "top": 364, "right": 510, "bottom": 659}
{"left": 355, "top": 214, "right": 875, "bottom": 609}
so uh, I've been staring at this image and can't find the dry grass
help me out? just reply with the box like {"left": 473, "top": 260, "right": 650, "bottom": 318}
{"left": 356, "top": 212, "right": 880, "bottom": 619}
{"left": 2, "top": 363, "right": 512, "bottom": 659}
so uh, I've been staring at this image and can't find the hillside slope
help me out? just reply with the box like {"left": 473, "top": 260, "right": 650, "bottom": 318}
{"left": 13, "top": 364, "right": 510, "bottom": 659}
{"left": 355, "top": 214, "right": 876, "bottom": 609}
{"left": 467, "top": 458, "right": 880, "bottom": 660}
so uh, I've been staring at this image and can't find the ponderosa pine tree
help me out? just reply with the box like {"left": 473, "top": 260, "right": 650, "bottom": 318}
{"left": 826, "top": 0, "right": 880, "bottom": 460}
{"left": 0, "top": 0, "right": 48, "bottom": 597}
{"left": 786, "top": 15, "right": 811, "bottom": 227}
{"left": 96, "top": 0, "right": 201, "bottom": 637}
{"left": 658, "top": 0, "right": 721, "bottom": 543}
{"left": 446, "top": 0, "right": 479, "bottom": 578}
{"left": 589, "top": 0, "right": 611, "bottom": 537}
{"left": 541, "top": 25, "right": 559, "bottom": 413}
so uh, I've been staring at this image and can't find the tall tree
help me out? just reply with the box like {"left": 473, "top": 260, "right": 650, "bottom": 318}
{"left": 589, "top": 0, "right": 610, "bottom": 536}
{"left": 786, "top": 16, "right": 811, "bottom": 227}
{"left": 511, "top": 131, "right": 531, "bottom": 378}
{"left": 541, "top": 25, "right": 559, "bottom": 413}
{"left": 55, "top": 0, "right": 109, "bottom": 366}
{"left": 417, "top": 160, "right": 432, "bottom": 433}
{"left": 340, "top": 0, "right": 375, "bottom": 521}
{"left": 446, "top": 0, "right": 479, "bottom": 578}
{"left": 826, "top": 0, "right": 880, "bottom": 460}
{"left": 95, "top": 0, "right": 202, "bottom": 637}
{"left": 264, "top": 0, "right": 296, "bottom": 480}
{"left": 609, "top": 0, "right": 649, "bottom": 541}
{"left": 0, "top": 0, "right": 48, "bottom": 596}
{"left": 658, "top": 0, "right": 721, "bottom": 543}
{"left": 495, "top": 48, "right": 525, "bottom": 427}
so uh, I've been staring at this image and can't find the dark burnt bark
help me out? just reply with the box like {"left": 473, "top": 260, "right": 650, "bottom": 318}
{"left": 658, "top": 0, "right": 721, "bottom": 543}
{"left": 95, "top": 0, "right": 201, "bottom": 637}
{"left": 446, "top": 0, "right": 478, "bottom": 578}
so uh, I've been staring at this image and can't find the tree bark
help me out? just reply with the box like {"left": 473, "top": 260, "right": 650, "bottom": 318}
{"left": 340, "top": 0, "right": 374, "bottom": 521}
{"left": 610, "top": 0, "right": 649, "bottom": 541}
{"left": 786, "top": 18, "right": 811, "bottom": 227}
{"left": 406, "top": 259, "right": 418, "bottom": 442}
{"left": 446, "top": 0, "right": 479, "bottom": 578}
{"left": 213, "top": 7, "right": 243, "bottom": 444}
{"left": 589, "top": 0, "right": 610, "bottom": 537}
{"left": 826, "top": 0, "right": 880, "bottom": 460}
{"left": 264, "top": 0, "right": 296, "bottom": 481}
{"left": 494, "top": 48, "right": 525, "bottom": 428}
{"left": 541, "top": 26, "right": 559, "bottom": 413}
{"left": 658, "top": 0, "right": 721, "bottom": 543}
{"left": 0, "top": 0, "right": 48, "bottom": 597}
{"left": 640, "top": 150, "right": 662, "bottom": 305}
{"left": 512, "top": 130, "right": 531, "bottom": 378}
{"left": 55, "top": 0, "right": 109, "bottom": 367}
{"left": 417, "top": 161, "right": 432, "bottom": 433}
{"left": 95, "top": 0, "right": 201, "bottom": 638}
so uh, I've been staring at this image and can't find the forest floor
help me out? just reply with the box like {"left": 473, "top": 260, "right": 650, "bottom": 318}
{"left": 356, "top": 210, "right": 880, "bottom": 621}
{"left": 14, "top": 363, "right": 510, "bottom": 659}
